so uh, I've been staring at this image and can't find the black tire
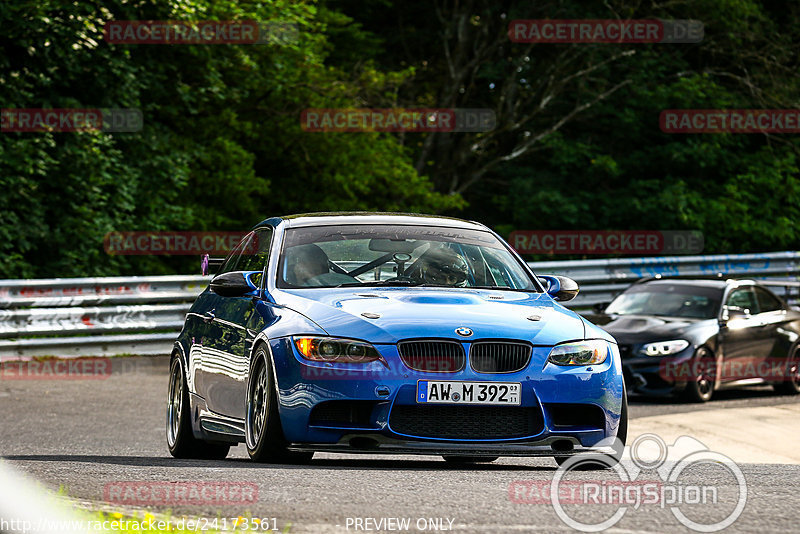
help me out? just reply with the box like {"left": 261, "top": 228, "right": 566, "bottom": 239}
{"left": 554, "top": 389, "right": 627, "bottom": 470}
{"left": 682, "top": 346, "right": 715, "bottom": 403}
{"left": 774, "top": 347, "right": 800, "bottom": 395}
{"left": 167, "top": 355, "right": 230, "bottom": 460}
{"left": 246, "top": 345, "right": 313, "bottom": 464}
{"left": 443, "top": 456, "right": 499, "bottom": 463}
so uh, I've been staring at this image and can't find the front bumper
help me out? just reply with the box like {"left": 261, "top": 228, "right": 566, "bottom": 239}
{"left": 288, "top": 434, "right": 619, "bottom": 458}
{"left": 621, "top": 346, "right": 696, "bottom": 396}
{"left": 268, "top": 336, "right": 625, "bottom": 455}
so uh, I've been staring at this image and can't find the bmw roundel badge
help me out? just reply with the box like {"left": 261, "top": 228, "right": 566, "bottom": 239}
{"left": 455, "top": 327, "right": 473, "bottom": 337}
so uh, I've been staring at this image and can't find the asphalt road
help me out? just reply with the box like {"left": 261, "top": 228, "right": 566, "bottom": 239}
{"left": 1, "top": 356, "right": 798, "bottom": 533}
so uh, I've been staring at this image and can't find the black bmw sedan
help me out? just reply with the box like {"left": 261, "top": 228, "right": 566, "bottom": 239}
{"left": 591, "top": 278, "right": 800, "bottom": 402}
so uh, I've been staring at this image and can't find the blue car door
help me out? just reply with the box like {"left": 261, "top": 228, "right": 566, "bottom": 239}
{"left": 202, "top": 228, "right": 273, "bottom": 419}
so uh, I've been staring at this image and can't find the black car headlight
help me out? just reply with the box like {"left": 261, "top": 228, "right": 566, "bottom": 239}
{"left": 639, "top": 339, "right": 690, "bottom": 356}
{"left": 294, "top": 337, "right": 382, "bottom": 364}
{"left": 547, "top": 340, "right": 609, "bottom": 366}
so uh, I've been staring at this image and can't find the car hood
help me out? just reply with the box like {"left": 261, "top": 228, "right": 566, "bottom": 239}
{"left": 272, "top": 287, "right": 586, "bottom": 345}
{"left": 595, "top": 314, "right": 702, "bottom": 344}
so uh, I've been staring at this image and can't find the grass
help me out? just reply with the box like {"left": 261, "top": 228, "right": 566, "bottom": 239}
{"left": 72, "top": 508, "right": 293, "bottom": 533}
{"left": 53, "top": 490, "right": 293, "bottom": 534}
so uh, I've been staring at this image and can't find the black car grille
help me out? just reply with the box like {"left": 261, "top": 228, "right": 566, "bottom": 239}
{"left": 470, "top": 342, "right": 532, "bottom": 373}
{"left": 389, "top": 405, "right": 544, "bottom": 439}
{"left": 398, "top": 340, "right": 465, "bottom": 373}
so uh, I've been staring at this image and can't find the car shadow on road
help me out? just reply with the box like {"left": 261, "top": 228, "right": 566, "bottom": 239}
{"left": 628, "top": 385, "right": 782, "bottom": 405}
{"left": 300, "top": 457, "right": 554, "bottom": 472}
{"left": 1, "top": 454, "right": 555, "bottom": 471}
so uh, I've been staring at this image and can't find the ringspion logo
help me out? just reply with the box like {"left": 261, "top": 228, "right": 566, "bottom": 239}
{"left": 511, "top": 434, "right": 746, "bottom": 532}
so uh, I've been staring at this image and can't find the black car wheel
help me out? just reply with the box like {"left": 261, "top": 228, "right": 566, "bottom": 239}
{"left": 246, "top": 344, "right": 313, "bottom": 463}
{"left": 683, "top": 347, "right": 715, "bottom": 403}
{"left": 443, "top": 456, "right": 499, "bottom": 463}
{"left": 167, "top": 355, "right": 230, "bottom": 459}
{"left": 774, "top": 347, "right": 800, "bottom": 395}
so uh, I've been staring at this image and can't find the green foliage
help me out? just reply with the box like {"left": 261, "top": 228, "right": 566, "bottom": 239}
{"left": 1, "top": 0, "right": 456, "bottom": 277}
{"left": 3, "top": 0, "right": 800, "bottom": 277}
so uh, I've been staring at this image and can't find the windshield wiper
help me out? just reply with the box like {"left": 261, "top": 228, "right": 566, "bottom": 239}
{"left": 331, "top": 282, "right": 537, "bottom": 290}
{"left": 471, "top": 285, "right": 536, "bottom": 292}
{"left": 333, "top": 280, "right": 422, "bottom": 288}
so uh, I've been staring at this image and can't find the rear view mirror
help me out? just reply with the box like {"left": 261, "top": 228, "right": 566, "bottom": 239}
{"left": 539, "top": 275, "right": 580, "bottom": 302}
{"left": 368, "top": 238, "right": 420, "bottom": 254}
{"left": 209, "top": 271, "right": 258, "bottom": 297}
{"left": 592, "top": 302, "right": 610, "bottom": 314}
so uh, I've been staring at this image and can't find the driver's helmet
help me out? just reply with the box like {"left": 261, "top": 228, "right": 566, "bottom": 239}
{"left": 418, "top": 246, "right": 469, "bottom": 286}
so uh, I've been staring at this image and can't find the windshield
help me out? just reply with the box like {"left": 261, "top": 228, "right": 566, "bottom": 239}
{"left": 605, "top": 283, "right": 722, "bottom": 319}
{"left": 277, "top": 224, "right": 539, "bottom": 291}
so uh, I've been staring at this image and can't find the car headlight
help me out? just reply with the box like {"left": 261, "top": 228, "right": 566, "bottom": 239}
{"left": 547, "top": 340, "right": 609, "bottom": 366}
{"left": 294, "top": 337, "right": 382, "bottom": 364}
{"left": 640, "top": 340, "right": 690, "bottom": 356}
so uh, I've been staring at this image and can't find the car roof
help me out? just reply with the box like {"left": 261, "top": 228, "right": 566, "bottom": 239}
{"left": 637, "top": 278, "right": 772, "bottom": 290}
{"left": 638, "top": 278, "right": 729, "bottom": 288}
{"left": 256, "top": 212, "right": 490, "bottom": 231}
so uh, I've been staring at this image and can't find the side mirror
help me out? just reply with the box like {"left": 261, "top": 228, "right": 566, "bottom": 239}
{"left": 210, "top": 271, "right": 258, "bottom": 297}
{"left": 539, "top": 275, "right": 580, "bottom": 302}
{"left": 592, "top": 301, "right": 610, "bottom": 314}
{"left": 721, "top": 305, "right": 749, "bottom": 322}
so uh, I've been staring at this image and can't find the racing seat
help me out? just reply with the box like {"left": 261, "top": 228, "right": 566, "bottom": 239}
{"left": 283, "top": 244, "right": 359, "bottom": 286}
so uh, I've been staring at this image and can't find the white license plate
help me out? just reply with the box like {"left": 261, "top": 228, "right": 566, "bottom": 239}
{"left": 417, "top": 380, "right": 521, "bottom": 405}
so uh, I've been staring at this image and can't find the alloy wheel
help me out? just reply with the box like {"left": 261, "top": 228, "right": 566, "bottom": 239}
{"left": 167, "top": 359, "right": 183, "bottom": 447}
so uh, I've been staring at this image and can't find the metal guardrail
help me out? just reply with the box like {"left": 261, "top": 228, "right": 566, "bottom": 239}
{"left": 0, "top": 275, "right": 207, "bottom": 308}
{"left": 531, "top": 251, "right": 800, "bottom": 310}
{"left": 0, "top": 276, "right": 206, "bottom": 358}
{"left": 0, "top": 251, "right": 798, "bottom": 357}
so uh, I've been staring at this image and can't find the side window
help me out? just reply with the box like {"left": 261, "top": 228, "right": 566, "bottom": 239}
{"left": 218, "top": 232, "right": 255, "bottom": 274}
{"left": 726, "top": 288, "right": 758, "bottom": 314}
{"left": 755, "top": 287, "right": 783, "bottom": 313}
{"left": 236, "top": 228, "right": 273, "bottom": 287}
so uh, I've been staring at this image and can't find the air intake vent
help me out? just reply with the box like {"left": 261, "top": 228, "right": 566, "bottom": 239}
{"left": 389, "top": 405, "right": 544, "bottom": 439}
{"left": 308, "top": 401, "right": 378, "bottom": 428}
{"left": 470, "top": 342, "right": 532, "bottom": 373}
{"left": 398, "top": 340, "right": 465, "bottom": 373}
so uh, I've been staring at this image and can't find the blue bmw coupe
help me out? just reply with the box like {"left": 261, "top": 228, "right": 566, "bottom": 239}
{"left": 167, "top": 213, "right": 627, "bottom": 464}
